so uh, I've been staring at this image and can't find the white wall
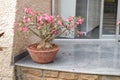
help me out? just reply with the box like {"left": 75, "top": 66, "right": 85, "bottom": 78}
{"left": 0, "top": 0, "right": 16, "bottom": 79}
{"left": 58, "top": 0, "right": 76, "bottom": 19}
{"left": 58, "top": 0, "right": 76, "bottom": 38}
{"left": 87, "top": 0, "right": 101, "bottom": 32}
{"left": 76, "top": 0, "right": 88, "bottom": 32}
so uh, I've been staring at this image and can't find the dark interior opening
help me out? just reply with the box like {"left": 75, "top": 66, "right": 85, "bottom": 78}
{"left": 102, "top": 0, "right": 118, "bottom": 35}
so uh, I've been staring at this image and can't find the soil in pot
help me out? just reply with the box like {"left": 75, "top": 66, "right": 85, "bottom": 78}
{"left": 27, "top": 43, "right": 59, "bottom": 64}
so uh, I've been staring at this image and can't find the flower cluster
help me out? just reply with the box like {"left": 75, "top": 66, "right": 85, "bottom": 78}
{"left": 14, "top": 8, "right": 83, "bottom": 49}
{"left": 117, "top": 21, "right": 120, "bottom": 25}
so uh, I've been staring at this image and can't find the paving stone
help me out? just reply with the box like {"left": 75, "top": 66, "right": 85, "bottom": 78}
{"left": 43, "top": 70, "right": 59, "bottom": 78}
{"left": 44, "top": 78, "right": 58, "bottom": 80}
{"left": 59, "top": 72, "right": 78, "bottom": 79}
{"left": 79, "top": 74, "right": 99, "bottom": 80}
{"left": 22, "top": 74, "right": 41, "bottom": 80}
{"left": 21, "top": 67, "right": 42, "bottom": 77}
{"left": 101, "top": 76, "right": 120, "bottom": 80}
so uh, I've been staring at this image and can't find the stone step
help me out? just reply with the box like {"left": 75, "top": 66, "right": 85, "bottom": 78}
{"left": 103, "top": 17, "right": 116, "bottom": 19}
{"left": 104, "top": 14, "right": 116, "bottom": 19}
{"left": 104, "top": 13, "right": 115, "bottom": 16}
{"left": 103, "top": 18, "right": 116, "bottom": 23}
{"left": 104, "top": 16, "right": 116, "bottom": 18}
{"left": 103, "top": 24, "right": 115, "bottom": 26}
{"left": 103, "top": 25, "right": 116, "bottom": 28}
{"left": 103, "top": 26, "right": 116, "bottom": 29}
{"left": 103, "top": 21, "right": 115, "bottom": 25}
{"left": 104, "top": 17, "right": 116, "bottom": 19}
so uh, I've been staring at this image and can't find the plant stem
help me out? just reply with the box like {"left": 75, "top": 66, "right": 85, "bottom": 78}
{"left": 48, "top": 28, "right": 67, "bottom": 41}
{"left": 28, "top": 28, "right": 41, "bottom": 39}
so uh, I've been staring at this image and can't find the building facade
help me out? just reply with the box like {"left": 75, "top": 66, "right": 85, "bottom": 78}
{"left": 1, "top": 0, "right": 120, "bottom": 80}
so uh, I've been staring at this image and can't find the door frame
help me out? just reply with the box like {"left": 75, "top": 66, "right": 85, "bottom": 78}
{"left": 116, "top": 0, "right": 120, "bottom": 41}
{"left": 99, "top": 0, "right": 104, "bottom": 39}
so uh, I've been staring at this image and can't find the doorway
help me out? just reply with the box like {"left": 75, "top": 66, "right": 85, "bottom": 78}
{"left": 100, "top": 0, "right": 118, "bottom": 39}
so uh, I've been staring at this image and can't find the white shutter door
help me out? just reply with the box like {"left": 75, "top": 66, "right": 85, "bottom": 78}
{"left": 58, "top": 0, "right": 76, "bottom": 19}
{"left": 58, "top": 0, "right": 76, "bottom": 38}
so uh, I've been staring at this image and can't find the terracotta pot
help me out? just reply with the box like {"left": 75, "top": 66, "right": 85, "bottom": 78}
{"left": 27, "top": 44, "right": 59, "bottom": 64}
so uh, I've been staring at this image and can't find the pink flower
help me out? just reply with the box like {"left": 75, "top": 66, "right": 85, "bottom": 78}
{"left": 37, "top": 26, "right": 43, "bottom": 30}
{"left": 76, "top": 18, "right": 83, "bottom": 25}
{"left": 117, "top": 21, "right": 120, "bottom": 25}
{"left": 65, "top": 18, "right": 69, "bottom": 22}
{"left": 24, "top": 8, "right": 30, "bottom": 13}
{"left": 43, "top": 14, "right": 52, "bottom": 23}
{"left": 51, "top": 30, "right": 57, "bottom": 35}
{"left": 23, "top": 16, "right": 27, "bottom": 23}
{"left": 23, "top": 27, "right": 27, "bottom": 32}
{"left": 30, "top": 11, "right": 34, "bottom": 16}
{"left": 18, "top": 27, "right": 22, "bottom": 31}
{"left": 37, "top": 16, "right": 43, "bottom": 23}
{"left": 45, "top": 17, "right": 51, "bottom": 23}
{"left": 24, "top": 8, "right": 34, "bottom": 15}
{"left": 76, "top": 22, "right": 79, "bottom": 25}
{"left": 14, "top": 8, "right": 84, "bottom": 41}
{"left": 57, "top": 21, "right": 62, "bottom": 26}
{"left": 65, "top": 17, "right": 74, "bottom": 22}
{"left": 23, "top": 17, "right": 31, "bottom": 23}
{"left": 69, "top": 17, "right": 74, "bottom": 22}
{"left": 50, "top": 16, "right": 54, "bottom": 19}
{"left": 27, "top": 18, "right": 31, "bottom": 22}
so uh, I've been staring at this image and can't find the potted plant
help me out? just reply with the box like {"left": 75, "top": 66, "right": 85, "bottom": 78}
{"left": 14, "top": 8, "right": 83, "bottom": 63}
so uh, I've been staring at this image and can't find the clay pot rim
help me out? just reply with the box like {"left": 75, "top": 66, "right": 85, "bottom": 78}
{"left": 27, "top": 43, "right": 59, "bottom": 53}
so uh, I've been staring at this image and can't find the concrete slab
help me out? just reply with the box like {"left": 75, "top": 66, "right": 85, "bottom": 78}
{"left": 15, "top": 42, "right": 120, "bottom": 76}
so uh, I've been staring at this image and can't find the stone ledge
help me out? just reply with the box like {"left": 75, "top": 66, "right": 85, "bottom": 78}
{"left": 15, "top": 42, "right": 120, "bottom": 76}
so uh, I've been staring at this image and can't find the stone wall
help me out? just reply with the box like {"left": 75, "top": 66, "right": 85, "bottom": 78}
{"left": 0, "top": 0, "right": 17, "bottom": 80}
{"left": 53, "top": 0, "right": 58, "bottom": 15}
{"left": 16, "top": 66, "right": 120, "bottom": 80}
{"left": 0, "top": 0, "right": 51, "bottom": 80}
{"left": 13, "top": 0, "right": 52, "bottom": 80}
{"left": 13, "top": 0, "right": 52, "bottom": 55}
{"left": 1, "top": 0, "right": 120, "bottom": 80}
